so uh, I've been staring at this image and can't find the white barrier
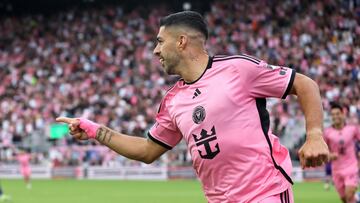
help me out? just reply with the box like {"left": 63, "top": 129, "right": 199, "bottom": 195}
{"left": 86, "top": 166, "right": 168, "bottom": 180}
{"left": 0, "top": 165, "right": 320, "bottom": 182}
{"left": 0, "top": 165, "right": 51, "bottom": 179}
{"left": 0, "top": 165, "right": 167, "bottom": 180}
{"left": 291, "top": 167, "right": 303, "bottom": 182}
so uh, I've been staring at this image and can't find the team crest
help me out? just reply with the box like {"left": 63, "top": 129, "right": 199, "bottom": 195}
{"left": 192, "top": 106, "right": 206, "bottom": 124}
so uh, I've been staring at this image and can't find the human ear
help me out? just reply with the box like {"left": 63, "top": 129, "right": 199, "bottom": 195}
{"left": 177, "top": 35, "right": 187, "bottom": 50}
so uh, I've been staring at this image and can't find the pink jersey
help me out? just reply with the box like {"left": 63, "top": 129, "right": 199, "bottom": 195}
{"left": 17, "top": 153, "right": 31, "bottom": 168}
{"left": 149, "top": 55, "right": 296, "bottom": 202}
{"left": 324, "top": 125, "right": 360, "bottom": 173}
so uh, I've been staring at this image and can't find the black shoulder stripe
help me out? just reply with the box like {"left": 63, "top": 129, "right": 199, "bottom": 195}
{"left": 148, "top": 132, "right": 172, "bottom": 150}
{"left": 214, "top": 54, "right": 260, "bottom": 63}
{"left": 240, "top": 53, "right": 260, "bottom": 62}
{"left": 213, "top": 56, "right": 260, "bottom": 65}
{"left": 213, "top": 55, "right": 230, "bottom": 58}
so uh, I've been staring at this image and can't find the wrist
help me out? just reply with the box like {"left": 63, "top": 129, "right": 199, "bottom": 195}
{"left": 78, "top": 118, "right": 100, "bottom": 139}
{"left": 306, "top": 128, "right": 323, "bottom": 140}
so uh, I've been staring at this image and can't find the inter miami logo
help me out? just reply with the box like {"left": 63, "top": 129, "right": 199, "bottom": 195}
{"left": 192, "top": 106, "right": 206, "bottom": 124}
{"left": 192, "top": 126, "right": 220, "bottom": 159}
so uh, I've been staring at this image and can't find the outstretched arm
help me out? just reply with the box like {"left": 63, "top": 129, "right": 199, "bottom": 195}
{"left": 289, "top": 73, "right": 330, "bottom": 168}
{"left": 56, "top": 117, "right": 168, "bottom": 164}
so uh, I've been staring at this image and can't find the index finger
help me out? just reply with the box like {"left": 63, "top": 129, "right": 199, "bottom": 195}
{"left": 56, "top": 117, "right": 78, "bottom": 125}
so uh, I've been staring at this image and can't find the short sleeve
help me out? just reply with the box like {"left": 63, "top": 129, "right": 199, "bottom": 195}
{"left": 148, "top": 97, "right": 182, "bottom": 150}
{"left": 241, "top": 60, "right": 296, "bottom": 99}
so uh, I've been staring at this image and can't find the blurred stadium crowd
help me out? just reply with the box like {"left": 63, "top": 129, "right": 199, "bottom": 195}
{"left": 0, "top": 0, "right": 359, "bottom": 167}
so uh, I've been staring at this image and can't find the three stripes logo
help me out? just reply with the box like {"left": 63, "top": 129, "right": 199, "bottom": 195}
{"left": 192, "top": 88, "right": 201, "bottom": 99}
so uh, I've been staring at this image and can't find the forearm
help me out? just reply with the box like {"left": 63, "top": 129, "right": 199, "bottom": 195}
{"left": 292, "top": 74, "right": 329, "bottom": 168}
{"left": 293, "top": 75, "right": 324, "bottom": 137}
{"left": 95, "top": 125, "right": 154, "bottom": 163}
{"left": 56, "top": 117, "right": 167, "bottom": 163}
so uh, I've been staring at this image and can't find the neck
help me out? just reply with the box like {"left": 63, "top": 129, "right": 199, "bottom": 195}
{"left": 333, "top": 122, "right": 345, "bottom": 130}
{"left": 179, "top": 52, "right": 209, "bottom": 83}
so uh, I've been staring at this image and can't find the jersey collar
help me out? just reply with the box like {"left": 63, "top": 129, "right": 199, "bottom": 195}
{"left": 183, "top": 56, "right": 213, "bottom": 85}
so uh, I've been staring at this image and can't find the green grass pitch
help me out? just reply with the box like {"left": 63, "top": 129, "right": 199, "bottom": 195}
{"left": 1, "top": 179, "right": 342, "bottom": 203}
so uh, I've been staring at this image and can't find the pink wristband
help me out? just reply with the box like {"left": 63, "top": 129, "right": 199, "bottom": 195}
{"left": 78, "top": 118, "right": 100, "bottom": 139}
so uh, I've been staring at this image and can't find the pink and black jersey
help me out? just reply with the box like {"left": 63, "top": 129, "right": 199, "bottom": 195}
{"left": 324, "top": 125, "right": 360, "bottom": 173}
{"left": 149, "top": 55, "right": 295, "bottom": 202}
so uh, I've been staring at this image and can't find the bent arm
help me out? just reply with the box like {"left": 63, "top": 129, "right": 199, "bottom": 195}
{"left": 289, "top": 73, "right": 329, "bottom": 168}
{"left": 289, "top": 73, "right": 323, "bottom": 137}
{"left": 95, "top": 125, "right": 168, "bottom": 164}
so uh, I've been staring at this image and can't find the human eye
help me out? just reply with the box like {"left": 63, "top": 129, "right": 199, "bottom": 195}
{"left": 156, "top": 37, "right": 164, "bottom": 45}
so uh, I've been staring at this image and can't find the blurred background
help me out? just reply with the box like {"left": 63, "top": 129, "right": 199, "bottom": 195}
{"left": 0, "top": 0, "right": 359, "bottom": 202}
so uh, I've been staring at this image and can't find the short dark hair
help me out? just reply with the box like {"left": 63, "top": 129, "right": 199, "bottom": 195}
{"left": 330, "top": 102, "right": 343, "bottom": 112}
{"left": 159, "top": 11, "right": 208, "bottom": 40}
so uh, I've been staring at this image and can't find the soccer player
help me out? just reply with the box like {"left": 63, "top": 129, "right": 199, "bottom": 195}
{"left": 324, "top": 103, "right": 360, "bottom": 203}
{"left": 56, "top": 11, "right": 329, "bottom": 202}
{"left": 16, "top": 148, "right": 32, "bottom": 189}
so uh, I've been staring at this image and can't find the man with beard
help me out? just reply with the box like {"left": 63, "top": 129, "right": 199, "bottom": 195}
{"left": 57, "top": 11, "right": 329, "bottom": 203}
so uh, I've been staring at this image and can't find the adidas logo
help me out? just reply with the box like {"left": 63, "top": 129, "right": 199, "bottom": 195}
{"left": 192, "top": 88, "right": 201, "bottom": 99}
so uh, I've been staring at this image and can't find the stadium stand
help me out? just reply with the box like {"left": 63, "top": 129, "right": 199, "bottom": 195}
{"left": 0, "top": 0, "right": 359, "bottom": 167}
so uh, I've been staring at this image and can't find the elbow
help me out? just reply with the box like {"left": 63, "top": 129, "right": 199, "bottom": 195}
{"left": 136, "top": 139, "right": 164, "bottom": 164}
{"left": 142, "top": 156, "right": 157, "bottom": 164}
{"left": 137, "top": 152, "right": 158, "bottom": 164}
{"left": 143, "top": 160, "right": 154, "bottom": 164}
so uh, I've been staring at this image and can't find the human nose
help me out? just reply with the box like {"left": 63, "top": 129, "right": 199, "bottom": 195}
{"left": 153, "top": 44, "right": 160, "bottom": 56}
